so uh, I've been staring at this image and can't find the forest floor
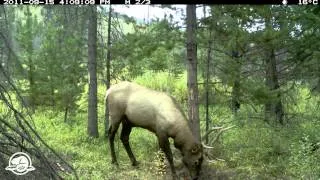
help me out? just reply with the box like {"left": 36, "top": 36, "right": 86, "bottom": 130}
{"left": 33, "top": 108, "right": 306, "bottom": 180}
{"left": 33, "top": 110, "right": 243, "bottom": 180}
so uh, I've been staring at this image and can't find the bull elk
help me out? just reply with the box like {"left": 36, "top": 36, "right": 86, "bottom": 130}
{"left": 106, "top": 82, "right": 204, "bottom": 180}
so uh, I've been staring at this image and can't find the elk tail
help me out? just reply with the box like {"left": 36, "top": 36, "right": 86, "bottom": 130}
{"left": 105, "top": 87, "right": 112, "bottom": 102}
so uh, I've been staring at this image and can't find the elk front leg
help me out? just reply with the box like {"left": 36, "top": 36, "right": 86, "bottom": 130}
{"left": 120, "top": 120, "right": 138, "bottom": 166}
{"left": 158, "top": 135, "right": 178, "bottom": 180}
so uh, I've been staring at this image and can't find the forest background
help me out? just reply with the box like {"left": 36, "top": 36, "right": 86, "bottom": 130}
{"left": 0, "top": 5, "right": 319, "bottom": 179}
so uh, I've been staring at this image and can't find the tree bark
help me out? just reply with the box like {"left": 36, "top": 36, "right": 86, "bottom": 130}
{"left": 231, "top": 51, "right": 241, "bottom": 115}
{"left": 265, "top": 49, "right": 284, "bottom": 124}
{"left": 205, "top": 32, "right": 212, "bottom": 144}
{"left": 87, "top": 6, "right": 99, "bottom": 137}
{"left": 186, "top": 5, "right": 200, "bottom": 141}
{"left": 25, "top": 7, "right": 35, "bottom": 108}
{"left": 64, "top": 106, "right": 68, "bottom": 123}
{"left": 264, "top": 12, "right": 284, "bottom": 124}
{"left": 105, "top": 5, "right": 112, "bottom": 138}
{"left": 28, "top": 54, "right": 35, "bottom": 107}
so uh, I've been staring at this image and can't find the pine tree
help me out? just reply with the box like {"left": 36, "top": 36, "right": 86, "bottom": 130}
{"left": 87, "top": 6, "right": 99, "bottom": 137}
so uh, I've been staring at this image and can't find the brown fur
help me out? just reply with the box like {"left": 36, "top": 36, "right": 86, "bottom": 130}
{"left": 106, "top": 82, "right": 203, "bottom": 180}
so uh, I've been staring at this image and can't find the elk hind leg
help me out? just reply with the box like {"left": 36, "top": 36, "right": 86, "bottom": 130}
{"left": 108, "top": 115, "right": 122, "bottom": 165}
{"left": 120, "top": 119, "right": 138, "bottom": 166}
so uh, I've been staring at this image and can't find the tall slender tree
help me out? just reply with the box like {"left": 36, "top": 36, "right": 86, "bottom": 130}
{"left": 87, "top": 6, "right": 99, "bottom": 137}
{"left": 186, "top": 5, "right": 200, "bottom": 141}
{"left": 262, "top": 7, "right": 284, "bottom": 124}
{"left": 105, "top": 5, "right": 112, "bottom": 137}
{"left": 205, "top": 31, "right": 213, "bottom": 144}
{"left": 16, "top": 7, "right": 38, "bottom": 109}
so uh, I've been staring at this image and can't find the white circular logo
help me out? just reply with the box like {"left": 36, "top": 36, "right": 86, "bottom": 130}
{"left": 5, "top": 152, "right": 35, "bottom": 175}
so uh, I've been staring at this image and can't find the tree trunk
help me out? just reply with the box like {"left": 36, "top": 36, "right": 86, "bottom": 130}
{"left": 105, "top": 5, "right": 112, "bottom": 138}
{"left": 231, "top": 51, "right": 241, "bottom": 115}
{"left": 314, "top": 61, "right": 320, "bottom": 92}
{"left": 186, "top": 5, "right": 200, "bottom": 141}
{"left": 205, "top": 32, "right": 212, "bottom": 144}
{"left": 87, "top": 6, "right": 99, "bottom": 137}
{"left": 231, "top": 80, "right": 240, "bottom": 114}
{"left": 28, "top": 55, "right": 35, "bottom": 107}
{"left": 26, "top": 7, "right": 35, "bottom": 109}
{"left": 49, "top": 66, "right": 55, "bottom": 106}
{"left": 265, "top": 48, "right": 284, "bottom": 124}
{"left": 64, "top": 106, "right": 68, "bottom": 123}
{"left": 264, "top": 12, "right": 284, "bottom": 125}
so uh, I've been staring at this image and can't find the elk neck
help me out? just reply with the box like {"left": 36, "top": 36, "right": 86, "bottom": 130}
{"left": 172, "top": 121, "right": 198, "bottom": 153}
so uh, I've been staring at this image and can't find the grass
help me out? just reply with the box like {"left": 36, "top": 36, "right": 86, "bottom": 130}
{"left": 30, "top": 74, "right": 320, "bottom": 179}
{"left": 32, "top": 99, "right": 320, "bottom": 179}
{"left": 33, "top": 109, "right": 162, "bottom": 180}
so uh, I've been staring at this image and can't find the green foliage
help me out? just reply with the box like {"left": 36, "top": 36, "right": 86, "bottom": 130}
{"left": 13, "top": 7, "right": 87, "bottom": 115}
{"left": 134, "top": 71, "right": 188, "bottom": 104}
{"left": 111, "top": 18, "right": 184, "bottom": 80}
{"left": 222, "top": 122, "right": 290, "bottom": 178}
{"left": 285, "top": 87, "right": 320, "bottom": 178}
{"left": 3, "top": 5, "right": 320, "bottom": 179}
{"left": 29, "top": 77, "right": 320, "bottom": 179}
{"left": 215, "top": 85, "right": 320, "bottom": 179}
{"left": 289, "top": 134, "right": 320, "bottom": 179}
{"left": 33, "top": 107, "right": 160, "bottom": 179}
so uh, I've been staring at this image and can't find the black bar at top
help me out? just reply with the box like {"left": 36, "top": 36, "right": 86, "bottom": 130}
{"left": 143, "top": 0, "right": 298, "bottom": 4}
{"left": 98, "top": 0, "right": 299, "bottom": 4}
{"left": 0, "top": 0, "right": 301, "bottom": 5}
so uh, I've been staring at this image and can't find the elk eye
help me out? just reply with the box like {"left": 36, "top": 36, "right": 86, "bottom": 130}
{"left": 194, "top": 160, "right": 199, "bottom": 166}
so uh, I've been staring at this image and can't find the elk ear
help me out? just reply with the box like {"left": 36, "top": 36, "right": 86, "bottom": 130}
{"left": 191, "top": 144, "right": 201, "bottom": 154}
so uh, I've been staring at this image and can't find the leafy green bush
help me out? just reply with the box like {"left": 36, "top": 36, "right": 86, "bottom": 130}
{"left": 134, "top": 70, "right": 188, "bottom": 103}
{"left": 289, "top": 134, "right": 320, "bottom": 179}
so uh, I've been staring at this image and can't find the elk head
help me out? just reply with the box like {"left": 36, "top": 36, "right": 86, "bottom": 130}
{"left": 182, "top": 143, "right": 203, "bottom": 180}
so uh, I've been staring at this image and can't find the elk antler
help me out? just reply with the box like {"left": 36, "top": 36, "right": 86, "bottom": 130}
{"left": 202, "top": 125, "right": 236, "bottom": 149}
{"left": 202, "top": 143, "right": 214, "bottom": 149}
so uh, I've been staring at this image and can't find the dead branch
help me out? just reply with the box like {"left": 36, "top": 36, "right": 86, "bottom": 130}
{"left": 0, "top": 56, "right": 78, "bottom": 180}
